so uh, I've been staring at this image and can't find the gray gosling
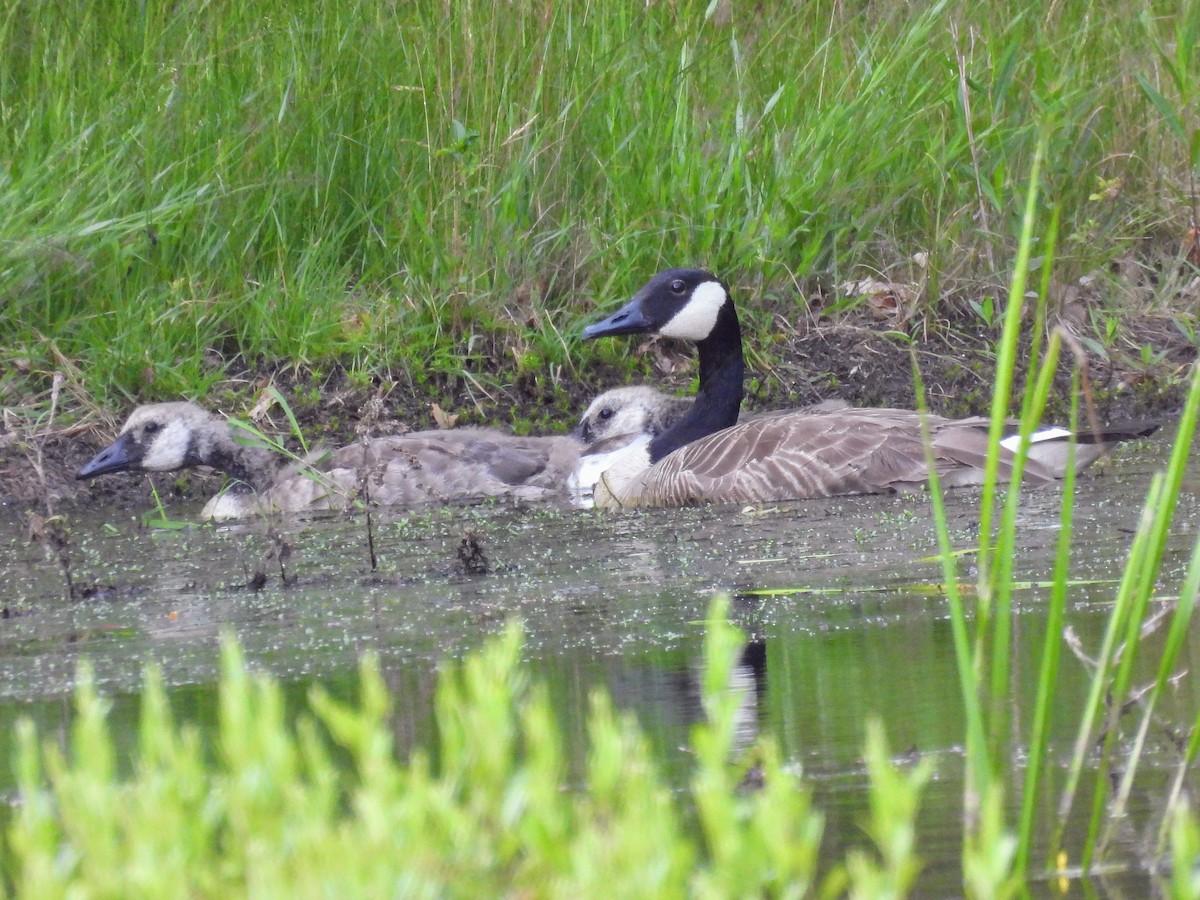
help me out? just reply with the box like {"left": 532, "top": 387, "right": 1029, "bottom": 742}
{"left": 573, "top": 386, "right": 693, "bottom": 445}
{"left": 574, "top": 385, "right": 851, "bottom": 445}
{"left": 77, "top": 402, "right": 585, "bottom": 520}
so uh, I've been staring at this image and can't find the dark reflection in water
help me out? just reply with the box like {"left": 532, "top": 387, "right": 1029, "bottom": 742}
{"left": 0, "top": 432, "right": 1196, "bottom": 893}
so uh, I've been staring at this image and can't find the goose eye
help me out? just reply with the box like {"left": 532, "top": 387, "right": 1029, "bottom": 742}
{"left": 143, "top": 422, "right": 161, "bottom": 435}
{"left": 598, "top": 408, "right": 614, "bottom": 420}
{"left": 670, "top": 279, "right": 686, "bottom": 293}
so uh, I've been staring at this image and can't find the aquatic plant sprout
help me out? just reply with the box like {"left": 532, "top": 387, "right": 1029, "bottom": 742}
{"left": 6, "top": 601, "right": 921, "bottom": 896}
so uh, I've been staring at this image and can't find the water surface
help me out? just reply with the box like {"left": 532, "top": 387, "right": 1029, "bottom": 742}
{"left": 1, "top": 432, "right": 1197, "bottom": 894}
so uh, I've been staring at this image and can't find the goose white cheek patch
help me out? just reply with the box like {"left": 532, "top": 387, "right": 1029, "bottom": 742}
{"left": 659, "top": 280, "right": 726, "bottom": 340}
{"left": 141, "top": 420, "right": 190, "bottom": 470}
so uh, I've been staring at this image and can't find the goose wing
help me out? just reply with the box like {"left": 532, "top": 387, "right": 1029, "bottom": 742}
{"left": 639, "top": 412, "right": 931, "bottom": 505}
{"left": 785, "top": 409, "right": 1062, "bottom": 486}
{"left": 638, "top": 409, "right": 1060, "bottom": 506}
{"left": 929, "top": 418, "right": 1056, "bottom": 487}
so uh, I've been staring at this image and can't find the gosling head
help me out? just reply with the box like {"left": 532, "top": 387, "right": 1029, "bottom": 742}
{"left": 77, "top": 402, "right": 215, "bottom": 479}
{"left": 581, "top": 268, "right": 731, "bottom": 343}
{"left": 574, "top": 386, "right": 693, "bottom": 444}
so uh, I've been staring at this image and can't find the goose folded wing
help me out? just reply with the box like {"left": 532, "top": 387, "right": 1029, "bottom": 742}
{"left": 931, "top": 421, "right": 1059, "bottom": 487}
{"left": 644, "top": 415, "right": 924, "bottom": 503}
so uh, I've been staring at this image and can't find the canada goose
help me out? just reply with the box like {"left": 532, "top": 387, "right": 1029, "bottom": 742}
{"left": 76, "top": 402, "right": 585, "bottom": 520}
{"left": 577, "top": 268, "right": 1160, "bottom": 508}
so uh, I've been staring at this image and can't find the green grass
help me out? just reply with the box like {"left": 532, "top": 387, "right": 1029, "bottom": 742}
{"left": 1, "top": 0, "right": 1197, "bottom": 407}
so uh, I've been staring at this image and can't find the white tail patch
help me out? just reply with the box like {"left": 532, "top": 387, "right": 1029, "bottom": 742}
{"left": 999, "top": 427, "right": 1072, "bottom": 453}
{"left": 658, "top": 280, "right": 727, "bottom": 340}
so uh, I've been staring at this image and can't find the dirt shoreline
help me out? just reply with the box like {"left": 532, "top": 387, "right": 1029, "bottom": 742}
{"left": 2, "top": 313, "right": 1194, "bottom": 514}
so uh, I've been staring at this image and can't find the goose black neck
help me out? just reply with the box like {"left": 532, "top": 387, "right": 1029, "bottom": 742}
{"left": 647, "top": 299, "right": 744, "bottom": 464}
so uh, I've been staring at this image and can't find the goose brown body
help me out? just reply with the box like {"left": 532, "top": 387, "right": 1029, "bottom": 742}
{"left": 607, "top": 406, "right": 1154, "bottom": 508}
{"left": 579, "top": 269, "right": 1160, "bottom": 509}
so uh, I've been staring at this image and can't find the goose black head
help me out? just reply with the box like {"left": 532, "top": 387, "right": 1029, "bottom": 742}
{"left": 582, "top": 268, "right": 731, "bottom": 343}
{"left": 77, "top": 402, "right": 209, "bottom": 479}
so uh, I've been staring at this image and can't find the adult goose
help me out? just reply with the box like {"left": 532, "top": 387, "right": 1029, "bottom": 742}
{"left": 577, "top": 268, "right": 1160, "bottom": 509}
{"left": 77, "top": 402, "right": 586, "bottom": 520}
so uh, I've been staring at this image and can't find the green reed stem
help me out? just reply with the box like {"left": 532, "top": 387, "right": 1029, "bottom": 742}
{"left": 1015, "top": 363, "right": 1079, "bottom": 877}
{"left": 1081, "top": 358, "right": 1200, "bottom": 865}
{"left": 1109, "top": 528, "right": 1200, "bottom": 830}
{"left": 1019, "top": 204, "right": 1060, "bottom": 405}
{"left": 1050, "top": 472, "right": 1163, "bottom": 857}
{"left": 987, "top": 253, "right": 1060, "bottom": 760}
{"left": 974, "top": 132, "right": 1047, "bottom": 598}
{"left": 911, "top": 353, "right": 991, "bottom": 808}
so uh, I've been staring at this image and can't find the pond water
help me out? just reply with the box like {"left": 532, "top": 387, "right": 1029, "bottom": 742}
{"left": 1, "top": 431, "right": 1197, "bottom": 894}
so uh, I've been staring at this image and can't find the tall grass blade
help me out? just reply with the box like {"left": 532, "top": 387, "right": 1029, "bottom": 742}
{"left": 1015, "top": 365, "right": 1079, "bottom": 877}
{"left": 1050, "top": 473, "right": 1164, "bottom": 856}
{"left": 1081, "top": 358, "right": 1200, "bottom": 864}
{"left": 911, "top": 352, "right": 991, "bottom": 808}
{"left": 1108, "top": 529, "right": 1200, "bottom": 825}
{"left": 986, "top": 314, "right": 1061, "bottom": 758}
{"left": 974, "top": 131, "right": 1047, "bottom": 597}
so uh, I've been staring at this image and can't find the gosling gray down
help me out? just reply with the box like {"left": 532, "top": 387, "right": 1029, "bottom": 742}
{"left": 573, "top": 386, "right": 694, "bottom": 445}
{"left": 76, "top": 390, "right": 684, "bottom": 519}
{"left": 574, "top": 385, "right": 852, "bottom": 445}
{"left": 576, "top": 268, "right": 1160, "bottom": 509}
{"left": 76, "top": 402, "right": 587, "bottom": 520}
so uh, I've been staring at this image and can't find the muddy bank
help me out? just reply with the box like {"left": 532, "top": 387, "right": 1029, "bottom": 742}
{"left": 1, "top": 312, "right": 1194, "bottom": 513}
